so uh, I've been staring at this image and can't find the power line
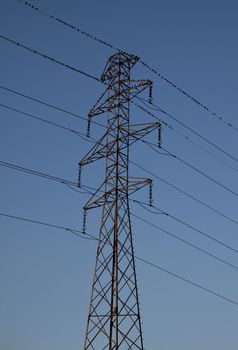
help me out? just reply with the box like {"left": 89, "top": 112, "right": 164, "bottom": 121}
{"left": 132, "top": 210, "right": 238, "bottom": 272}
{"left": 2, "top": 156, "right": 238, "bottom": 228}
{"left": 1, "top": 35, "right": 238, "bottom": 201}
{"left": 132, "top": 125, "right": 238, "bottom": 202}
{"left": 130, "top": 160, "right": 238, "bottom": 226}
{"left": 0, "top": 156, "right": 238, "bottom": 304}
{"left": 0, "top": 84, "right": 105, "bottom": 129}
{"left": 0, "top": 159, "right": 78, "bottom": 186}
{"left": 132, "top": 132, "right": 238, "bottom": 216}
{"left": 1, "top": 87, "right": 237, "bottom": 241}
{"left": 136, "top": 98, "right": 238, "bottom": 174}
{"left": 160, "top": 145, "right": 238, "bottom": 199}
{"left": 3, "top": 82, "right": 237, "bottom": 193}
{"left": 132, "top": 202, "right": 238, "bottom": 255}
{"left": 5, "top": 83, "right": 235, "bottom": 199}
{"left": 15, "top": 0, "right": 118, "bottom": 51}
{"left": 3, "top": 156, "right": 237, "bottom": 270}
{"left": 0, "top": 84, "right": 176, "bottom": 147}
{"left": 1, "top": 209, "right": 238, "bottom": 307}
{"left": 0, "top": 159, "right": 99, "bottom": 197}
{"left": 0, "top": 33, "right": 102, "bottom": 83}
{"left": 3, "top": 0, "right": 238, "bottom": 319}
{"left": 0, "top": 212, "right": 95, "bottom": 240}
{"left": 2, "top": 158, "right": 238, "bottom": 259}
{"left": 139, "top": 61, "right": 238, "bottom": 135}
{"left": 14, "top": 0, "right": 238, "bottom": 135}
{"left": 63, "top": 182, "right": 90, "bottom": 196}
{"left": 3, "top": 81, "right": 238, "bottom": 200}
{"left": 2, "top": 31, "right": 237, "bottom": 182}
{"left": 132, "top": 136, "right": 238, "bottom": 227}
{"left": 150, "top": 100, "right": 238, "bottom": 164}
{"left": 136, "top": 132, "right": 238, "bottom": 201}
{"left": 135, "top": 100, "right": 238, "bottom": 175}
{"left": 136, "top": 98, "right": 238, "bottom": 165}
{"left": 135, "top": 255, "right": 238, "bottom": 307}
{"left": 0, "top": 102, "right": 95, "bottom": 143}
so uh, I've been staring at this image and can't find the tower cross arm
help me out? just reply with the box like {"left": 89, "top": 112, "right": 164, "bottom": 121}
{"left": 122, "top": 121, "right": 160, "bottom": 141}
{"left": 79, "top": 122, "right": 160, "bottom": 167}
{"left": 84, "top": 177, "right": 152, "bottom": 211}
{"left": 88, "top": 80, "right": 152, "bottom": 118}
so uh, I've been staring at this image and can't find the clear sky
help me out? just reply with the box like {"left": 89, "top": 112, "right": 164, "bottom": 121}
{"left": 0, "top": 0, "right": 238, "bottom": 349}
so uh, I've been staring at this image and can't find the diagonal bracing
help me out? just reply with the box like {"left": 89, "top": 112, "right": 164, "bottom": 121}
{"left": 79, "top": 51, "right": 161, "bottom": 350}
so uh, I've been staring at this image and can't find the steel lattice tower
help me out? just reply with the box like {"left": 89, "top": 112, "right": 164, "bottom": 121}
{"left": 78, "top": 52, "right": 160, "bottom": 349}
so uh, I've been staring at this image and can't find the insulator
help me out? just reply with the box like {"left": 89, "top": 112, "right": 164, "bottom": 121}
{"left": 77, "top": 163, "right": 82, "bottom": 188}
{"left": 149, "top": 180, "right": 153, "bottom": 207}
{"left": 158, "top": 125, "right": 162, "bottom": 148}
{"left": 82, "top": 209, "right": 87, "bottom": 234}
{"left": 86, "top": 116, "right": 91, "bottom": 138}
{"left": 149, "top": 82, "right": 153, "bottom": 104}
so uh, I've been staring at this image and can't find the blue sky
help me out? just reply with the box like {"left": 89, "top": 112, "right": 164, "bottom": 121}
{"left": 0, "top": 0, "right": 238, "bottom": 349}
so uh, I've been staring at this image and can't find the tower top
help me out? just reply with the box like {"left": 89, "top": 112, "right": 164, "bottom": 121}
{"left": 101, "top": 51, "right": 139, "bottom": 82}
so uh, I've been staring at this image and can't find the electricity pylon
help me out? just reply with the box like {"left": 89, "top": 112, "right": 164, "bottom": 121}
{"left": 78, "top": 51, "right": 161, "bottom": 349}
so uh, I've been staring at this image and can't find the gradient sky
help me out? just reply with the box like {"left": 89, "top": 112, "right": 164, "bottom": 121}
{"left": 1, "top": 1, "right": 238, "bottom": 349}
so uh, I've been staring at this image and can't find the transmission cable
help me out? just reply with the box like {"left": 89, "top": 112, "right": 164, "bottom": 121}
{"left": 0, "top": 102, "right": 95, "bottom": 144}
{"left": 161, "top": 145, "right": 238, "bottom": 199}
{"left": 136, "top": 99, "right": 238, "bottom": 174}
{"left": 132, "top": 213, "right": 238, "bottom": 271}
{"left": 135, "top": 255, "right": 238, "bottom": 307}
{"left": 0, "top": 159, "right": 100, "bottom": 197}
{"left": 137, "top": 134, "right": 238, "bottom": 201}
{"left": 2, "top": 158, "right": 238, "bottom": 260}
{"left": 136, "top": 98, "right": 238, "bottom": 165}
{"left": 3, "top": 0, "right": 238, "bottom": 307}
{"left": 1, "top": 156, "right": 238, "bottom": 228}
{"left": 0, "top": 34, "right": 102, "bottom": 83}
{"left": 14, "top": 0, "right": 238, "bottom": 135}
{"left": 130, "top": 160, "right": 238, "bottom": 226}
{"left": 1, "top": 94, "right": 238, "bottom": 243}
{"left": 1, "top": 209, "right": 238, "bottom": 307}
{"left": 0, "top": 211, "right": 95, "bottom": 241}
{"left": 0, "top": 159, "right": 78, "bottom": 186}
{"left": 2, "top": 82, "right": 237, "bottom": 181}
{"left": 0, "top": 84, "right": 105, "bottom": 129}
{"left": 132, "top": 202, "right": 238, "bottom": 255}
{"left": 2, "top": 32, "right": 237, "bottom": 174}
{"left": 15, "top": 0, "right": 118, "bottom": 51}
{"left": 3, "top": 80, "right": 238, "bottom": 203}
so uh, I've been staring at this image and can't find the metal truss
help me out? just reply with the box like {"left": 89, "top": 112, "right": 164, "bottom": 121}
{"left": 79, "top": 51, "right": 160, "bottom": 350}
